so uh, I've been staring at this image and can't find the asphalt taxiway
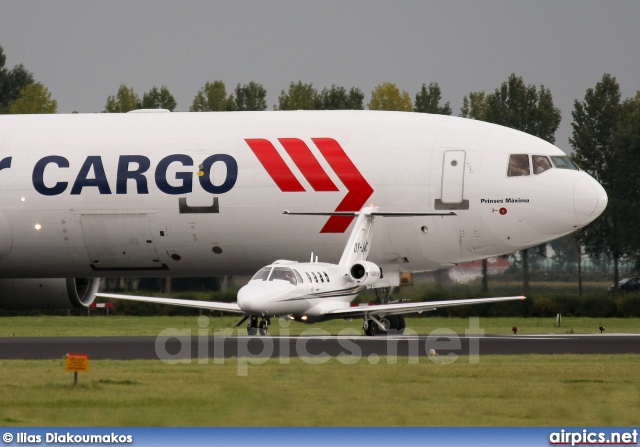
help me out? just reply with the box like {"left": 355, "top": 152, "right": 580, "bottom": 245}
{"left": 1, "top": 334, "right": 639, "bottom": 360}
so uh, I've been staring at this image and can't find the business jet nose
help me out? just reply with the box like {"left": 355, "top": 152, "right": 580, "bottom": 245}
{"left": 574, "top": 175, "right": 608, "bottom": 226}
{"left": 237, "top": 282, "right": 291, "bottom": 314}
{"left": 237, "top": 284, "right": 259, "bottom": 313}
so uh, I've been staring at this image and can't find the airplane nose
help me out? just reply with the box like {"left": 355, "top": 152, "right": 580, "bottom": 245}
{"left": 574, "top": 175, "right": 608, "bottom": 225}
{"left": 236, "top": 286, "right": 255, "bottom": 312}
{"left": 237, "top": 282, "right": 291, "bottom": 314}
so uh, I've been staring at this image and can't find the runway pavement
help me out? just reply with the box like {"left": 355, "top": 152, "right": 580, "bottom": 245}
{"left": 1, "top": 333, "right": 639, "bottom": 360}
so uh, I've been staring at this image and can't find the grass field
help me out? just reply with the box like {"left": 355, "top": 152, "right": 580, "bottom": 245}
{"left": 1, "top": 355, "right": 638, "bottom": 426}
{"left": 0, "top": 315, "right": 637, "bottom": 337}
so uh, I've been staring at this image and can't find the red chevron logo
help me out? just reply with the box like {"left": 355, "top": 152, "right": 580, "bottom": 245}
{"left": 245, "top": 138, "right": 374, "bottom": 233}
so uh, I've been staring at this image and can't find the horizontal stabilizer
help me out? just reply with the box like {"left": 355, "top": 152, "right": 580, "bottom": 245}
{"left": 285, "top": 207, "right": 456, "bottom": 268}
{"left": 283, "top": 210, "right": 456, "bottom": 217}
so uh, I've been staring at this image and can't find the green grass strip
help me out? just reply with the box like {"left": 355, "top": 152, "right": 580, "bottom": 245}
{"left": 0, "top": 315, "right": 637, "bottom": 337}
{"left": 0, "top": 355, "right": 638, "bottom": 426}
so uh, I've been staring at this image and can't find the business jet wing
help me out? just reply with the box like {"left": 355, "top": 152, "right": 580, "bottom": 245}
{"left": 325, "top": 295, "right": 525, "bottom": 319}
{"left": 95, "top": 293, "right": 243, "bottom": 313}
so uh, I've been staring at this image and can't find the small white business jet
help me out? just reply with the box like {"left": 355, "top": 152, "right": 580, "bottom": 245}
{"left": 97, "top": 206, "right": 524, "bottom": 335}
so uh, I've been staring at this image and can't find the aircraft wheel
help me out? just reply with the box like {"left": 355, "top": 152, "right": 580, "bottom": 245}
{"left": 365, "top": 320, "right": 377, "bottom": 336}
{"left": 396, "top": 316, "right": 406, "bottom": 334}
{"left": 247, "top": 316, "right": 259, "bottom": 336}
{"left": 386, "top": 315, "right": 399, "bottom": 334}
{"left": 259, "top": 319, "right": 269, "bottom": 336}
{"left": 379, "top": 317, "right": 391, "bottom": 333}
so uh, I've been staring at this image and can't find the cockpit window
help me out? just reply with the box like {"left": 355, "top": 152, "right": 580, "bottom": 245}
{"left": 269, "top": 267, "right": 297, "bottom": 285}
{"left": 251, "top": 267, "right": 272, "bottom": 281}
{"left": 293, "top": 269, "right": 303, "bottom": 283}
{"left": 532, "top": 155, "right": 552, "bottom": 175}
{"left": 507, "top": 154, "right": 530, "bottom": 177}
{"left": 550, "top": 156, "right": 579, "bottom": 171}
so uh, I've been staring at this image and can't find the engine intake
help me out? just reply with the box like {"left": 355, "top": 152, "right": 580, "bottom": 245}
{"left": 350, "top": 261, "right": 381, "bottom": 286}
{"left": 0, "top": 278, "right": 99, "bottom": 310}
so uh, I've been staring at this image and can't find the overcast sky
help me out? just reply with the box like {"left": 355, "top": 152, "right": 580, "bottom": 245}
{"left": 1, "top": 1, "right": 639, "bottom": 152}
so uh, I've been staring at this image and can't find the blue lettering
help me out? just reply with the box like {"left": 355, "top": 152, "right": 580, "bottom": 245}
{"left": 155, "top": 154, "right": 193, "bottom": 195}
{"left": 31, "top": 153, "right": 238, "bottom": 196}
{"left": 0, "top": 157, "right": 11, "bottom": 171}
{"left": 117, "top": 155, "right": 150, "bottom": 194}
{"left": 33, "top": 156, "right": 69, "bottom": 196}
{"left": 199, "top": 154, "right": 238, "bottom": 194}
{"left": 71, "top": 156, "right": 112, "bottom": 195}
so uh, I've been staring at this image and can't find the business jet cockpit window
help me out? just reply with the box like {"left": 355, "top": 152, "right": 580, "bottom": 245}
{"left": 269, "top": 267, "right": 297, "bottom": 285}
{"left": 550, "top": 156, "right": 579, "bottom": 171}
{"left": 251, "top": 267, "right": 272, "bottom": 281}
{"left": 532, "top": 155, "right": 552, "bottom": 175}
{"left": 507, "top": 154, "right": 530, "bottom": 177}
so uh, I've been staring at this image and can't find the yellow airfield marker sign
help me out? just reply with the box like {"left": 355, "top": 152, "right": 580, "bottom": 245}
{"left": 65, "top": 353, "right": 89, "bottom": 386}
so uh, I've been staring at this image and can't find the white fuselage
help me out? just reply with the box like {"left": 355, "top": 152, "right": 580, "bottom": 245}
{"left": 0, "top": 111, "right": 607, "bottom": 281}
{"left": 237, "top": 261, "right": 360, "bottom": 319}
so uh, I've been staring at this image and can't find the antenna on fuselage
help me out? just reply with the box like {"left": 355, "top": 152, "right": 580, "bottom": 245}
{"left": 310, "top": 252, "right": 314, "bottom": 263}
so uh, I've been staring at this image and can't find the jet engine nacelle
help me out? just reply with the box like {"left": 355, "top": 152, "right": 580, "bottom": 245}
{"left": 350, "top": 261, "right": 382, "bottom": 286}
{"left": 0, "top": 278, "right": 99, "bottom": 310}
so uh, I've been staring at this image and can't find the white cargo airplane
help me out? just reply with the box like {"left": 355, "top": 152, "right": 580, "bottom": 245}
{"left": 0, "top": 110, "right": 607, "bottom": 312}
{"left": 97, "top": 206, "right": 526, "bottom": 335}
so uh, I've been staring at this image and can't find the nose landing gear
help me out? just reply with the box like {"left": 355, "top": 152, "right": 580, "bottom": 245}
{"left": 247, "top": 316, "right": 258, "bottom": 336}
{"left": 247, "top": 316, "right": 271, "bottom": 336}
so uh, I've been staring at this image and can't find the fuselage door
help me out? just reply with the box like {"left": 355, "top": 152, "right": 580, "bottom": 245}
{"left": 80, "top": 213, "right": 165, "bottom": 271}
{"left": 435, "top": 150, "right": 469, "bottom": 210}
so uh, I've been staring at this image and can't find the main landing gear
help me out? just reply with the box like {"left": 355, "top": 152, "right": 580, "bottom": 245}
{"left": 363, "top": 315, "right": 405, "bottom": 336}
{"left": 364, "top": 286, "right": 404, "bottom": 336}
{"left": 247, "top": 316, "right": 270, "bottom": 336}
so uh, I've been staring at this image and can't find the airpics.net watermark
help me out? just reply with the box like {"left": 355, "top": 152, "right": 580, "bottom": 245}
{"left": 154, "top": 316, "right": 485, "bottom": 376}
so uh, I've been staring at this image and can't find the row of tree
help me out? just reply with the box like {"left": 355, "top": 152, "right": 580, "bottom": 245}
{"left": 102, "top": 80, "right": 452, "bottom": 114}
{"left": 1, "top": 45, "right": 453, "bottom": 114}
